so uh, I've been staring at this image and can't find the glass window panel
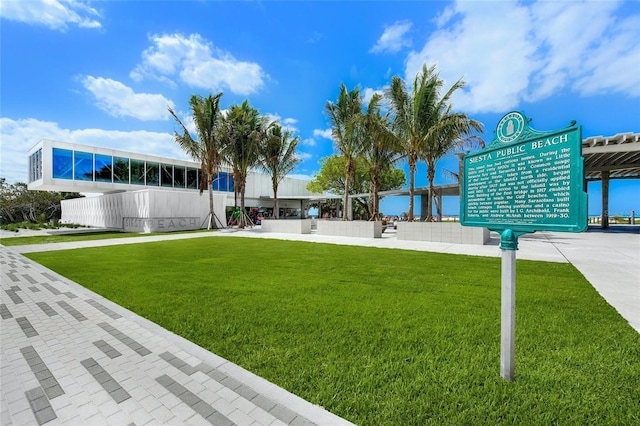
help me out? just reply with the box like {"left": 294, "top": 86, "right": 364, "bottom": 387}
{"left": 145, "top": 161, "right": 159, "bottom": 186}
{"left": 187, "top": 167, "right": 199, "bottom": 189}
{"left": 35, "top": 149, "right": 42, "bottom": 181}
{"left": 228, "top": 173, "right": 234, "bottom": 193}
{"left": 212, "top": 172, "right": 220, "bottom": 191}
{"left": 95, "top": 154, "right": 112, "bottom": 182}
{"left": 161, "top": 163, "right": 173, "bottom": 187}
{"left": 218, "top": 172, "right": 228, "bottom": 192}
{"left": 113, "top": 157, "right": 129, "bottom": 184}
{"left": 130, "top": 159, "right": 145, "bottom": 185}
{"left": 74, "top": 151, "right": 93, "bottom": 181}
{"left": 174, "top": 166, "right": 185, "bottom": 188}
{"left": 29, "top": 149, "right": 43, "bottom": 182}
{"left": 52, "top": 148, "right": 73, "bottom": 179}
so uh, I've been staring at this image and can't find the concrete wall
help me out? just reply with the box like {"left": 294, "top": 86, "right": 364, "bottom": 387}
{"left": 61, "top": 190, "right": 227, "bottom": 232}
{"left": 396, "top": 222, "right": 489, "bottom": 245}
{"left": 316, "top": 220, "right": 382, "bottom": 238}
{"left": 260, "top": 219, "right": 312, "bottom": 234}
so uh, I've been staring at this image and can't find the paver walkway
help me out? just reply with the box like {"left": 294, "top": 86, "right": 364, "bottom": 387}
{"left": 0, "top": 245, "right": 352, "bottom": 426}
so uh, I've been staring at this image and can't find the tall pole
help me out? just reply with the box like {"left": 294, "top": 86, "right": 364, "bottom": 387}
{"left": 500, "top": 229, "right": 517, "bottom": 381}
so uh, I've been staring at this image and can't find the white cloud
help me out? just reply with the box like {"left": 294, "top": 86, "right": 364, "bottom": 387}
{"left": 0, "top": 0, "right": 101, "bottom": 30}
{"left": 362, "top": 86, "right": 392, "bottom": 108}
{"left": 370, "top": 20, "right": 413, "bottom": 54}
{"left": 0, "top": 117, "right": 185, "bottom": 184}
{"left": 301, "top": 138, "right": 316, "bottom": 147}
{"left": 131, "top": 33, "right": 267, "bottom": 96}
{"left": 405, "top": 0, "right": 640, "bottom": 114}
{"left": 265, "top": 114, "right": 299, "bottom": 133}
{"left": 313, "top": 129, "right": 333, "bottom": 140}
{"left": 82, "top": 76, "right": 175, "bottom": 121}
{"left": 295, "top": 152, "right": 313, "bottom": 161}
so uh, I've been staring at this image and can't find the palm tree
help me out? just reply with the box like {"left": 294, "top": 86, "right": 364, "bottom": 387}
{"left": 385, "top": 64, "right": 441, "bottom": 221}
{"left": 325, "top": 83, "right": 363, "bottom": 220}
{"left": 220, "top": 100, "right": 265, "bottom": 228}
{"left": 413, "top": 68, "right": 483, "bottom": 221}
{"left": 360, "top": 93, "right": 402, "bottom": 221}
{"left": 422, "top": 107, "right": 483, "bottom": 220}
{"left": 257, "top": 122, "right": 301, "bottom": 219}
{"left": 168, "top": 93, "right": 224, "bottom": 229}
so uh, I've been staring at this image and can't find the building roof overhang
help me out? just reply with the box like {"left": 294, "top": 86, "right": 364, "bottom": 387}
{"left": 582, "top": 132, "right": 640, "bottom": 181}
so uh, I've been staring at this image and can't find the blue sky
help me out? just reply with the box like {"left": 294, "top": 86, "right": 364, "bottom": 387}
{"left": 1, "top": 0, "right": 638, "bottom": 216}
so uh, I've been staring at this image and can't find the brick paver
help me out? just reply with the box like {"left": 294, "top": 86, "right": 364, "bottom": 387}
{"left": 0, "top": 246, "right": 352, "bottom": 425}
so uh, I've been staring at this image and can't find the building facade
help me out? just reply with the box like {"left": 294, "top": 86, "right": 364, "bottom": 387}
{"left": 28, "top": 139, "right": 323, "bottom": 231}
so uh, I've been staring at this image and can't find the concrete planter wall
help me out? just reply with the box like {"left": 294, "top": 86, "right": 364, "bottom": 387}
{"left": 396, "top": 222, "right": 489, "bottom": 245}
{"left": 260, "top": 219, "right": 312, "bottom": 234}
{"left": 316, "top": 220, "right": 382, "bottom": 238}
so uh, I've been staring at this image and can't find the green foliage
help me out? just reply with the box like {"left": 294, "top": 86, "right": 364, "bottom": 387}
{"left": 325, "top": 84, "right": 365, "bottom": 220}
{"left": 28, "top": 238, "right": 640, "bottom": 425}
{"left": 307, "top": 155, "right": 404, "bottom": 219}
{"left": 257, "top": 123, "right": 301, "bottom": 219}
{"left": 169, "top": 93, "right": 225, "bottom": 229}
{"left": 221, "top": 100, "right": 266, "bottom": 227}
{"left": 361, "top": 93, "right": 404, "bottom": 219}
{"left": 385, "top": 63, "right": 483, "bottom": 220}
{"left": 0, "top": 178, "right": 82, "bottom": 225}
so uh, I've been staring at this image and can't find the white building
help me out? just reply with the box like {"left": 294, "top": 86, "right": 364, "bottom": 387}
{"left": 27, "top": 139, "right": 324, "bottom": 232}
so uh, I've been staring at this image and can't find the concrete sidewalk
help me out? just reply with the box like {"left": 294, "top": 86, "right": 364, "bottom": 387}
{"left": 1, "top": 225, "right": 638, "bottom": 425}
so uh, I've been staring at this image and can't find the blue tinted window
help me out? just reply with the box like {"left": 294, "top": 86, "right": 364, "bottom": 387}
{"left": 161, "top": 164, "right": 173, "bottom": 187}
{"left": 218, "top": 172, "right": 228, "bottom": 192}
{"left": 174, "top": 166, "right": 185, "bottom": 188}
{"left": 74, "top": 151, "right": 93, "bottom": 181}
{"left": 52, "top": 148, "right": 73, "bottom": 179}
{"left": 131, "top": 159, "right": 145, "bottom": 185}
{"left": 95, "top": 154, "right": 112, "bottom": 182}
{"left": 146, "top": 162, "right": 159, "bottom": 186}
{"left": 114, "top": 157, "right": 129, "bottom": 184}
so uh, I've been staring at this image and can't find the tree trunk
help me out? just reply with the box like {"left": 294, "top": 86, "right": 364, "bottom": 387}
{"left": 342, "top": 159, "right": 351, "bottom": 221}
{"left": 427, "top": 158, "right": 435, "bottom": 221}
{"left": 272, "top": 180, "right": 279, "bottom": 219}
{"left": 239, "top": 180, "right": 246, "bottom": 228}
{"left": 408, "top": 154, "right": 416, "bottom": 221}
{"left": 371, "top": 175, "right": 380, "bottom": 221}
{"left": 208, "top": 174, "right": 215, "bottom": 229}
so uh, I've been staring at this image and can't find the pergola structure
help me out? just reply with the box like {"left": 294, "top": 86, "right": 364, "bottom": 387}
{"left": 582, "top": 132, "right": 640, "bottom": 228}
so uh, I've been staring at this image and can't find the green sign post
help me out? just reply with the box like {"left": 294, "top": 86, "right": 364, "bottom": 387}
{"left": 461, "top": 111, "right": 588, "bottom": 381}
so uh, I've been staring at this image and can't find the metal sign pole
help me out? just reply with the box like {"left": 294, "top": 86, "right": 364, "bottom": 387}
{"left": 500, "top": 229, "right": 517, "bottom": 381}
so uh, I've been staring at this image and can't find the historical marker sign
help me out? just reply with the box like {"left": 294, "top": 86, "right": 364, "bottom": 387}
{"left": 461, "top": 111, "right": 588, "bottom": 381}
{"left": 461, "top": 111, "right": 587, "bottom": 234}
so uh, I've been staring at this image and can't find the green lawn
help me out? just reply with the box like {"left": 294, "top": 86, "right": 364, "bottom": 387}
{"left": 26, "top": 238, "right": 639, "bottom": 425}
{"left": 0, "top": 229, "right": 211, "bottom": 246}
